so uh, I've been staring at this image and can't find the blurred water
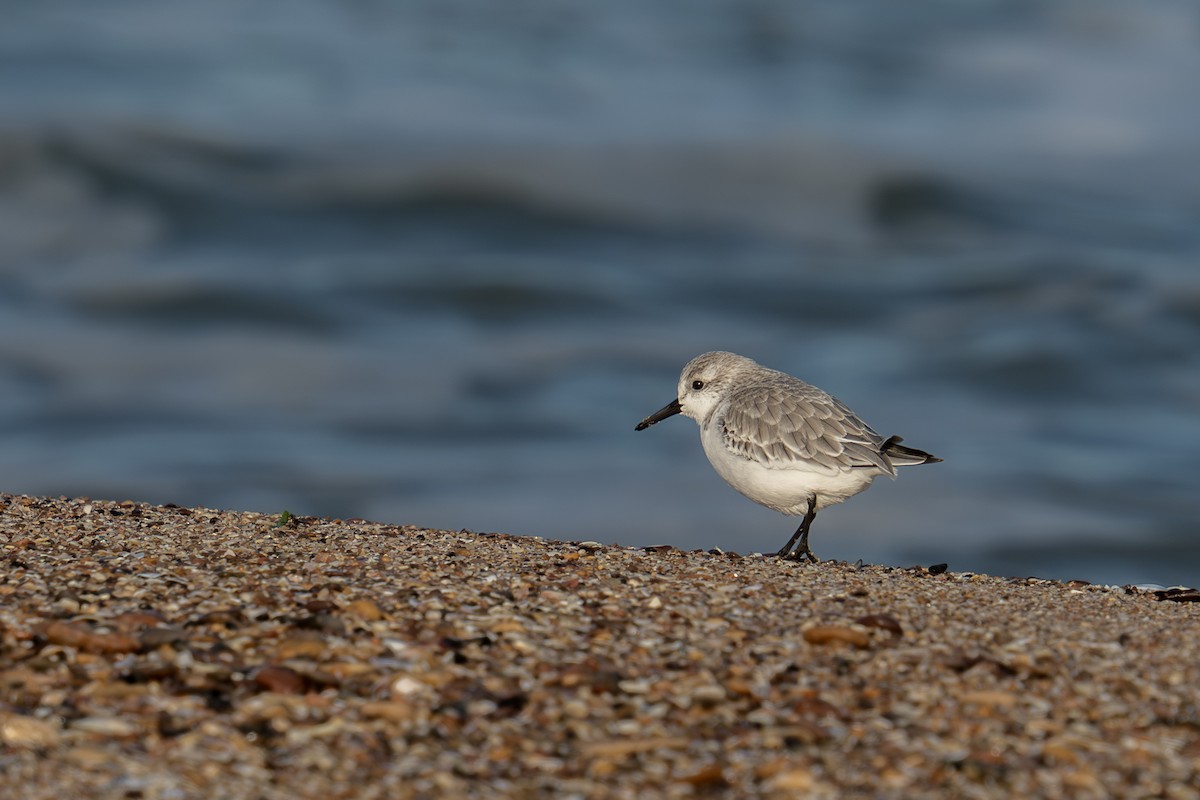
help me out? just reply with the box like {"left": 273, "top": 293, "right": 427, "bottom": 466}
{"left": 2, "top": 1, "right": 1199, "bottom": 585}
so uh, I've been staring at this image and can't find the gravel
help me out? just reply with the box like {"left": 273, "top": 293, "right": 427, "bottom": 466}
{"left": 2, "top": 493, "right": 1198, "bottom": 799}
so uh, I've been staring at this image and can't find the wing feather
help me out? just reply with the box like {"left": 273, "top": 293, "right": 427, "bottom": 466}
{"left": 718, "top": 381, "right": 894, "bottom": 473}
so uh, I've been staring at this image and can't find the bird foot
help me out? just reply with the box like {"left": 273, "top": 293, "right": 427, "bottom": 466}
{"left": 775, "top": 546, "right": 819, "bottom": 564}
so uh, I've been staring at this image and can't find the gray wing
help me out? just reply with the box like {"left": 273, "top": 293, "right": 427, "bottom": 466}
{"left": 718, "top": 382, "right": 894, "bottom": 473}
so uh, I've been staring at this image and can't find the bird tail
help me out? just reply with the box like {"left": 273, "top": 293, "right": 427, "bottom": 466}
{"left": 882, "top": 435, "right": 942, "bottom": 466}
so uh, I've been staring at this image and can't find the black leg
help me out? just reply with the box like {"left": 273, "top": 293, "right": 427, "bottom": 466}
{"left": 774, "top": 497, "right": 819, "bottom": 563}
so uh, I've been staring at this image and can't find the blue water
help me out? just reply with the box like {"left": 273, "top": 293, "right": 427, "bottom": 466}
{"left": 2, "top": 1, "right": 1199, "bottom": 585}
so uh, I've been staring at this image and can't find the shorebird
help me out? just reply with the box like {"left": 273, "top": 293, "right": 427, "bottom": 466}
{"left": 636, "top": 351, "right": 941, "bottom": 562}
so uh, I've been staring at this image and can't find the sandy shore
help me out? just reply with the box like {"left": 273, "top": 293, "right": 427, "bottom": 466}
{"left": 1, "top": 494, "right": 1198, "bottom": 798}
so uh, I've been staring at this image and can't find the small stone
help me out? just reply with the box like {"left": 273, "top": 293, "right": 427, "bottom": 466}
{"left": 359, "top": 700, "right": 417, "bottom": 723}
{"left": 322, "top": 662, "right": 375, "bottom": 680}
{"left": 802, "top": 624, "right": 871, "bottom": 648}
{"left": 854, "top": 613, "right": 903, "bottom": 636}
{"left": 345, "top": 599, "right": 386, "bottom": 621}
{"left": 389, "top": 676, "right": 428, "bottom": 698}
{"left": 192, "top": 608, "right": 246, "bottom": 627}
{"left": 112, "top": 610, "right": 167, "bottom": 631}
{"left": 1042, "top": 740, "right": 1082, "bottom": 764}
{"left": 254, "top": 665, "right": 307, "bottom": 694}
{"left": 1062, "top": 768, "right": 1104, "bottom": 792}
{"left": 38, "top": 620, "right": 140, "bottom": 654}
{"left": 0, "top": 713, "right": 61, "bottom": 748}
{"left": 489, "top": 618, "right": 526, "bottom": 633}
{"left": 792, "top": 695, "right": 846, "bottom": 719}
{"left": 64, "top": 745, "right": 112, "bottom": 768}
{"left": 959, "top": 690, "right": 1019, "bottom": 708}
{"left": 691, "top": 685, "right": 727, "bottom": 703}
{"left": 581, "top": 737, "right": 690, "bottom": 757}
{"left": 71, "top": 716, "right": 139, "bottom": 737}
{"left": 676, "top": 764, "right": 728, "bottom": 789}
{"left": 138, "top": 626, "right": 189, "bottom": 649}
{"left": 767, "top": 768, "right": 816, "bottom": 791}
{"left": 562, "top": 699, "right": 590, "bottom": 719}
{"left": 276, "top": 632, "right": 327, "bottom": 660}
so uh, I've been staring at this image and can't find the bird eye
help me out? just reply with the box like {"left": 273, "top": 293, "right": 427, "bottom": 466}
{"left": 692, "top": 380, "right": 704, "bottom": 390}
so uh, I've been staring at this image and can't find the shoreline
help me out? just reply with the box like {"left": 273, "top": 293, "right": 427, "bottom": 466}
{"left": 2, "top": 494, "right": 1198, "bottom": 798}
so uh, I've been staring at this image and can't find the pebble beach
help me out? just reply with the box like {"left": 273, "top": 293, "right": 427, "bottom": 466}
{"left": 1, "top": 493, "right": 1198, "bottom": 798}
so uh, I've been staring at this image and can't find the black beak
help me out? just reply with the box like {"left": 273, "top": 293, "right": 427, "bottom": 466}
{"left": 635, "top": 398, "right": 682, "bottom": 431}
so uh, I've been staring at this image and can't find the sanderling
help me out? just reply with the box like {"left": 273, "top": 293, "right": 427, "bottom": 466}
{"left": 635, "top": 351, "right": 941, "bottom": 562}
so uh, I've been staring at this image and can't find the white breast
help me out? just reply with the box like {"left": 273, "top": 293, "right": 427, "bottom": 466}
{"left": 699, "top": 420, "right": 882, "bottom": 515}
